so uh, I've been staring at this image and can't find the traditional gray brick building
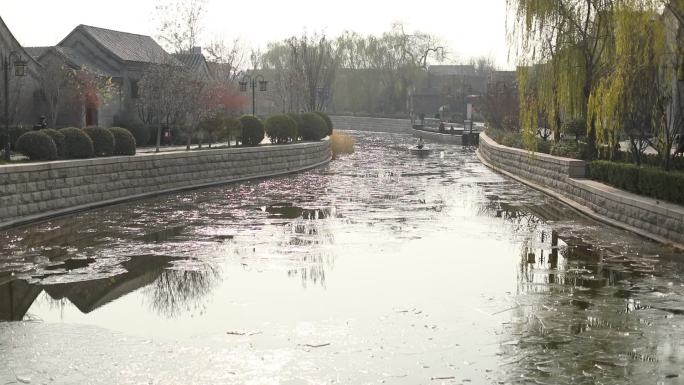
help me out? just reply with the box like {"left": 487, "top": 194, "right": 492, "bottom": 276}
{"left": 0, "top": 17, "right": 43, "bottom": 128}
{"left": 30, "top": 24, "right": 180, "bottom": 127}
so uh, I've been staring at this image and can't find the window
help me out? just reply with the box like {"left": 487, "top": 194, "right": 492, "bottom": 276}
{"left": 130, "top": 80, "right": 139, "bottom": 99}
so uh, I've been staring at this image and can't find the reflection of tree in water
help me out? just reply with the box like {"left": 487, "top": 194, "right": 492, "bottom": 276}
{"left": 283, "top": 209, "right": 336, "bottom": 288}
{"left": 478, "top": 200, "right": 544, "bottom": 235}
{"left": 499, "top": 228, "right": 684, "bottom": 384}
{"left": 287, "top": 251, "right": 334, "bottom": 288}
{"left": 143, "top": 263, "right": 221, "bottom": 318}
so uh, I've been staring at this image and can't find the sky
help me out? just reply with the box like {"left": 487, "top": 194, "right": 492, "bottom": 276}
{"left": 2, "top": 0, "right": 513, "bottom": 69}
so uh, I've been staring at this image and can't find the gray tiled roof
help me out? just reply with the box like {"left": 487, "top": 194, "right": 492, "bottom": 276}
{"left": 53, "top": 46, "right": 116, "bottom": 76}
{"left": 173, "top": 53, "right": 207, "bottom": 73}
{"left": 76, "top": 25, "right": 173, "bottom": 64}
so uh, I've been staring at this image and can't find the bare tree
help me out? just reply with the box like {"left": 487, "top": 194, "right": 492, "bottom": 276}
{"left": 68, "top": 68, "right": 115, "bottom": 128}
{"left": 286, "top": 33, "right": 340, "bottom": 111}
{"left": 176, "top": 71, "right": 210, "bottom": 150}
{"left": 205, "top": 38, "right": 247, "bottom": 82}
{"left": 138, "top": 62, "right": 186, "bottom": 152}
{"left": 155, "top": 0, "right": 206, "bottom": 53}
{"left": 39, "top": 53, "right": 76, "bottom": 127}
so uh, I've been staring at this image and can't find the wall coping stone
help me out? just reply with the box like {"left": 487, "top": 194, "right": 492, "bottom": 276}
{"left": 480, "top": 132, "right": 587, "bottom": 171}
{"left": 0, "top": 140, "right": 328, "bottom": 174}
{"left": 568, "top": 178, "right": 684, "bottom": 220}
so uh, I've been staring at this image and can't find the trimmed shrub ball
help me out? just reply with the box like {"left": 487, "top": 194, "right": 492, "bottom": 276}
{"left": 299, "top": 112, "right": 328, "bottom": 141}
{"left": 313, "top": 111, "right": 333, "bottom": 136}
{"left": 84, "top": 127, "right": 115, "bottom": 157}
{"left": 108, "top": 127, "right": 137, "bottom": 155}
{"left": 238, "top": 115, "right": 265, "bottom": 146}
{"left": 15, "top": 131, "right": 58, "bottom": 161}
{"left": 60, "top": 127, "right": 95, "bottom": 159}
{"left": 265, "top": 114, "right": 298, "bottom": 144}
{"left": 286, "top": 113, "right": 303, "bottom": 137}
{"left": 41, "top": 128, "right": 66, "bottom": 158}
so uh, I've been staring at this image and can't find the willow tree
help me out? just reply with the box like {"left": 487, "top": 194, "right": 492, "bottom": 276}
{"left": 589, "top": 4, "right": 664, "bottom": 163}
{"left": 507, "top": 0, "right": 615, "bottom": 158}
{"left": 655, "top": 0, "right": 684, "bottom": 169}
{"left": 588, "top": 1, "right": 684, "bottom": 168}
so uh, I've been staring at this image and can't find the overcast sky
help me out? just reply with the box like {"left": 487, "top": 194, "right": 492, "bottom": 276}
{"left": 3, "top": 0, "right": 512, "bottom": 68}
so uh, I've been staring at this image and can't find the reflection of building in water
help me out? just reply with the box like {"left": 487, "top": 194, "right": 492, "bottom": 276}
{"left": 44, "top": 255, "right": 175, "bottom": 314}
{"left": 0, "top": 255, "right": 220, "bottom": 321}
{"left": 500, "top": 229, "right": 684, "bottom": 384}
{"left": 0, "top": 274, "right": 42, "bottom": 321}
{"left": 516, "top": 228, "right": 636, "bottom": 295}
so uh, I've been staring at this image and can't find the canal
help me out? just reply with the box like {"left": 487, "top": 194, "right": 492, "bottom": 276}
{"left": 1, "top": 131, "right": 683, "bottom": 384}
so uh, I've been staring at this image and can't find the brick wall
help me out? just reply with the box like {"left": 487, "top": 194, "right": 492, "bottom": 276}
{"left": 478, "top": 132, "right": 684, "bottom": 247}
{"left": 0, "top": 140, "right": 331, "bottom": 229}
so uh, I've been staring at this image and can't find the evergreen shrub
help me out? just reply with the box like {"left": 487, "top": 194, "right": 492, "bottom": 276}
{"left": 15, "top": 131, "right": 57, "bottom": 161}
{"left": 238, "top": 115, "right": 265, "bottom": 146}
{"left": 60, "top": 127, "right": 94, "bottom": 159}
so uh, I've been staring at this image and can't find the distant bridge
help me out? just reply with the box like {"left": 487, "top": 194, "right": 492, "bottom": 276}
{"left": 330, "top": 115, "right": 413, "bottom": 134}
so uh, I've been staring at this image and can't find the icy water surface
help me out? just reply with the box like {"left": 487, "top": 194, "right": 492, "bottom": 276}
{"left": 1, "top": 131, "right": 684, "bottom": 384}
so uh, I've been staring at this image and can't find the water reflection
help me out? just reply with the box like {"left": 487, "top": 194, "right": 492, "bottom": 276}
{"left": 0, "top": 131, "right": 683, "bottom": 384}
{"left": 0, "top": 254, "right": 221, "bottom": 321}
{"left": 143, "top": 263, "right": 221, "bottom": 318}
{"left": 503, "top": 224, "right": 684, "bottom": 384}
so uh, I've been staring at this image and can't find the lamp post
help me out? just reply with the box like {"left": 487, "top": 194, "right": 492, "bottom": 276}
{"left": 3, "top": 51, "right": 27, "bottom": 161}
{"left": 239, "top": 74, "right": 267, "bottom": 116}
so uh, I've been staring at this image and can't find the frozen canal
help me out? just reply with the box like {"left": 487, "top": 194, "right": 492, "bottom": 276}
{"left": 1, "top": 131, "right": 683, "bottom": 384}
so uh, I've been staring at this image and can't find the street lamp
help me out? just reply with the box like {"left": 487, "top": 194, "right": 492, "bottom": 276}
{"left": 3, "top": 51, "right": 27, "bottom": 161}
{"left": 239, "top": 73, "right": 268, "bottom": 116}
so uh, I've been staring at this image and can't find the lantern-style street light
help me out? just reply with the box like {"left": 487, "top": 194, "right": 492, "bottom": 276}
{"left": 3, "top": 51, "right": 27, "bottom": 161}
{"left": 239, "top": 73, "right": 267, "bottom": 116}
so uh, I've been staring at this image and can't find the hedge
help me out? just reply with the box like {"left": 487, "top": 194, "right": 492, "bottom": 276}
{"left": 60, "top": 127, "right": 94, "bottom": 159}
{"left": 238, "top": 115, "right": 265, "bottom": 146}
{"left": 84, "top": 127, "right": 115, "bottom": 157}
{"left": 589, "top": 161, "right": 684, "bottom": 205}
{"left": 41, "top": 129, "right": 65, "bottom": 158}
{"left": 300, "top": 112, "right": 328, "bottom": 141}
{"left": 15, "top": 131, "right": 58, "bottom": 161}
{"left": 265, "top": 114, "right": 298, "bottom": 144}
{"left": 108, "top": 127, "right": 137, "bottom": 155}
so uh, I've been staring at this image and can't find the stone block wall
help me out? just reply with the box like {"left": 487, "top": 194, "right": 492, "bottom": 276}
{"left": 479, "top": 132, "right": 684, "bottom": 247}
{"left": 0, "top": 140, "right": 331, "bottom": 229}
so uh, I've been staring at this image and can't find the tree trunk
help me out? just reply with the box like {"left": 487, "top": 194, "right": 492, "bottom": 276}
{"left": 155, "top": 125, "right": 161, "bottom": 153}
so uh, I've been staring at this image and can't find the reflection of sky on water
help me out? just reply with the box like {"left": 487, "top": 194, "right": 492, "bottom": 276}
{"left": 0, "top": 131, "right": 683, "bottom": 384}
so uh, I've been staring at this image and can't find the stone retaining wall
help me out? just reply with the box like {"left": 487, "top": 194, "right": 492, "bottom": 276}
{"left": 0, "top": 140, "right": 331, "bottom": 229}
{"left": 330, "top": 115, "right": 412, "bottom": 134}
{"left": 478, "top": 132, "right": 684, "bottom": 248}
